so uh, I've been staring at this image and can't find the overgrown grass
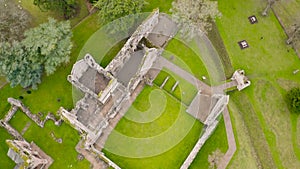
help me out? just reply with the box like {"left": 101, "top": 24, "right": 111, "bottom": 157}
{"left": 207, "top": 22, "right": 234, "bottom": 78}
{"left": 217, "top": 0, "right": 300, "bottom": 168}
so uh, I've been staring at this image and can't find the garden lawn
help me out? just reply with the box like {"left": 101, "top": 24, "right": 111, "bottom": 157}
{"left": 163, "top": 38, "right": 210, "bottom": 81}
{"left": 216, "top": 0, "right": 300, "bottom": 168}
{"left": 103, "top": 86, "right": 203, "bottom": 168}
{"left": 153, "top": 68, "right": 198, "bottom": 105}
{"left": 190, "top": 118, "right": 228, "bottom": 169}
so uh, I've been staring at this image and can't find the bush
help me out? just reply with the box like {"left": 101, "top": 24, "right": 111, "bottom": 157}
{"left": 286, "top": 87, "right": 300, "bottom": 114}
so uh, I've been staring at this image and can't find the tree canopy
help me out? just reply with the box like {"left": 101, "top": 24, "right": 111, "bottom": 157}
{"left": 33, "top": 0, "right": 78, "bottom": 19}
{"left": 95, "top": 0, "right": 146, "bottom": 24}
{"left": 286, "top": 87, "right": 300, "bottom": 114}
{"left": 0, "top": 0, "right": 31, "bottom": 43}
{"left": 170, "top": 0, "right": 221, "bottom": 40}
{"left": 0, "top": 18, "right": 72, "bottom": 89}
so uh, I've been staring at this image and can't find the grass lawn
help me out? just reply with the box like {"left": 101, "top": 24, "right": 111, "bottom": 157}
{"left": 0, "top": 128, "right": 14, "bottom": 168}
{"left": 153, "top": 68, "right": 198, "bottom": 105}
{"left": 8, "top": 110, "right": 90, "bottom": 168}
{"left": 143, "top": 0, "right": 173, "bottom": 13}
{"left": 103, "top": 85, "right": 203, "bottom": 168}
{"left": 190, "top": 117, "right": 228, "bottom": 169}
{"left": 163, "top": 38, "right": 210, "bottom": 82}
{"left": 216, "top": 0, "right": 300, "bottom": 168}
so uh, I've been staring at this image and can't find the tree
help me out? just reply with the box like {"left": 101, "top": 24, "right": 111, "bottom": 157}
{"left": 0, "top": 18, "right": 72, "bottom": 89}
{"left": 286, "top": 24, "right": 300, "bottom": 45}
{"left": 0, "top": 0, "right": 31, "bottom": 43}
{"left": 95, "top": 0, "right": 145, "bottom": 24}
{"left": 286, "top": 87, "right": 300, "bottom": 114}
{"left": 33, "top": 0, "right": 78, "bottom": 19}
{"left": 22, "top": 18, "right": 73, "bottom": 75}
{"left": 0, "top": 42, "right": 42, "bottom": 89}
{"left": 170, "top": 0, "right": 221, "bottom": 40}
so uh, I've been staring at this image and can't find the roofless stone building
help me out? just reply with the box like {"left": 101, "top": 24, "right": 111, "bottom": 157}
{"left": 6, "top": 140, "right": 53, "bottom": 169}
{"left": 59, "top": 9, "right": 172, "bottom": 152}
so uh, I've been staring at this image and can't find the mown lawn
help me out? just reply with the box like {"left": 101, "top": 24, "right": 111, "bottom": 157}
{"left": 153, "top": 68, "right": 198, "bottom": 105}
{"left": 103, "top": 86, "right": 203, "bottom": 168}
{"left": 216, "top": 0, "right": 300, "bottom": 168}
{"left": 163, "top": 38, "right": 210, "bottom": 82}
{"left": 190, "top": 118, "right": 228, "bottom": 169}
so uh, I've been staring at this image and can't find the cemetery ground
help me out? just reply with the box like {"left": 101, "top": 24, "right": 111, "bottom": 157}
{"left": 217, "top": 0, "right": 300, "bottom": 168}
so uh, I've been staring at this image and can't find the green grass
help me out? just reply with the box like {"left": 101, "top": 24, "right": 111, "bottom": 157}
{"left": 143, "top": 0, "right": 173, "bottom": 13}
{"left": 103, "top": 86, "right": 203, "bottom": 168}
{"left": 163, "top": 38, "right": 210, "bottom": 82}
{"left": 153, "top": 69, "right": 198, "bottom": 105}
{"left": 0, "top": 128, "right": 14, "bottom": 168}
{"left": 190, "top": 118, "right": 228, "bottom": 169}
{"left": 8, "top": 111, "right": 90, "bottom": 168}
{"left": 217, "top": 0, "right": 300, "bottom": 168}
{"left": 207, "top": 22, "right": 234, "bottom": 78}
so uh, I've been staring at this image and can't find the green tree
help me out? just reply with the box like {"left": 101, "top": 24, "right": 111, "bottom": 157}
{"left": 33, "top": 0, "right": 78, "bottom": 19}
{"left": 0, "top": 42, "right": 42, "bottom": 89}
{"left": 286, "top": 87, "right": 300, "bottom": 114}
{"left": 170, "top": 0, "right": 221, "bottom": 40}
{"left": 0, "top": 0, "right": 31, "bottom": 43}
{"left": 0, "top": 18, "right": 72, "bottom": 89}
{"left": 22, "top": 18, "right": 73, "bottom": 75}
{"left": 95, "top": 0, "right": 145, "bottom": 24}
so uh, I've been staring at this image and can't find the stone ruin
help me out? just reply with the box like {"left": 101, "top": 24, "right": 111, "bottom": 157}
{"left": 6, "top": 140, "right": 53, "bottom": 169}
{"left": 58, "top": 9, "right": 182, "bottom": 169}
{"left": 0, "top": 97, "right": 61, "bottom": 169}
{"left": 231, "top": 69, "right": 251, "bottom": 91}
{"left": 60, "top": 9, "right": 166, "bottom": 152}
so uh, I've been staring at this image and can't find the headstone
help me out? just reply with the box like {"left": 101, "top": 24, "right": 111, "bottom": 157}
{"left": 248, "top": 15, "right": 258, "bottom": 24}
{"left": 238, "top": 40, "right": 249, "bottom": 49}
